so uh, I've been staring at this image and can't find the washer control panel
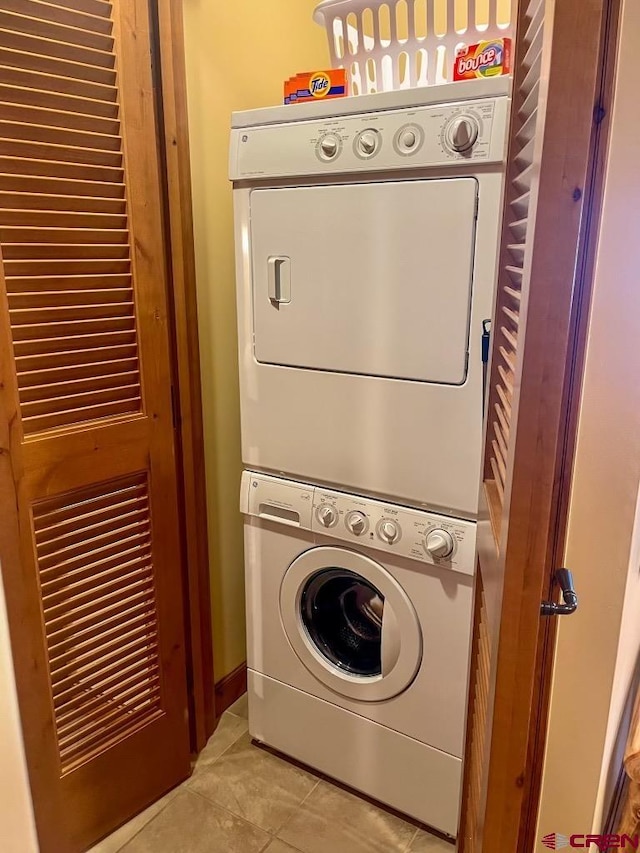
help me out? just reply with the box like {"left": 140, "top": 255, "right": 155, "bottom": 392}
{"left": 230, "top": 96, "right": 508, "bottom": 180}
{"left": 241, "top": 471, "right": 476, "bottom": 577}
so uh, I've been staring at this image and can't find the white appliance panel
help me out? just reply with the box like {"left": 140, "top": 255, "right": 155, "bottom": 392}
{"left": 251, "top": 179, "right": 477, "bottom": 384}
{"left": 249, "top": 671, "right": 462, "bottom": 836}
{"left": 230, "top": 94, "right": 509, "bottom": 180}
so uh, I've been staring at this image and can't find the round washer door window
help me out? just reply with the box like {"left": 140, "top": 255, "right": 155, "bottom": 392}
{"left": 280, "top": 546, "right": 422, "bottom": 702}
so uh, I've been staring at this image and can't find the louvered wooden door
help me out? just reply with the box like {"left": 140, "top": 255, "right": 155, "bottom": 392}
{"left": 458, "top": 0, "right": 613, "bottom": 850}
{"left": 0, "top": 1, "right": 191, "bottom": 850}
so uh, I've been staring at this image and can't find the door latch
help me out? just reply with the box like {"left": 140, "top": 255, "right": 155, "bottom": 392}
{"left": 481, "top": 319, "right": 491, "bottom": 411}
{"left": 540, "top": 568, "right": 578, "bottom": 616}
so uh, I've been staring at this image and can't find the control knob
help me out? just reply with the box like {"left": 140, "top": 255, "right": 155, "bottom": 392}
{"left": 346, "top": 511, "right": 368, "bottom": 536}
{"left": 401, "top": 129, "right": 417, "bottom": 148}
{"left": 319, "top": 133, "right": 340, "bottom": 160}
{"left": 317, "top": 505, "right": 338, "bottom": 528}
{"left": 425, "top": 529, "right": 455, "bottom": 559}
{"left": 357, "top": 129, "right": 380, "bottom": 157}
{"left": 448, "top": 115, "right": 479, "bottom": 152}
{"left": 379, "top": 519, "right": 400, "bottom": 544}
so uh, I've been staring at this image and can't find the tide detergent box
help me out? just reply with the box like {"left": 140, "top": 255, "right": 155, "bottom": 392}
{"left": 453, "top": 38, "right": 512, "bottom": 81}
{"left": 284, "top": 69, "right": 348, "bottom": 104}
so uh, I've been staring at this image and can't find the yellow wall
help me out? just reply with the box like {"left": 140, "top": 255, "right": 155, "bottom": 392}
{"left": 182, "top": 2, "right": 328, "bottom": 679}
{"left": 537, "top": 0, "right": 640, "bottom": 838}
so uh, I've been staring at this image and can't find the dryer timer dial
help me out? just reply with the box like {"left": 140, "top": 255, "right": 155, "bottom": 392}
{"left": 445, "top": 115, "right": 479, "bottom": 153}
{"left": 318, "top": 133, "right": 340, "bottom": 160}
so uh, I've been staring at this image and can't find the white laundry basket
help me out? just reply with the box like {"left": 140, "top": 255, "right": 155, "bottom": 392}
{"left": 313, "top": 0, "right": 513, "bottom": 94}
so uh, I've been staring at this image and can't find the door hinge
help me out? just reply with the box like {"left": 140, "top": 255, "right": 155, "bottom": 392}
{"left": 594, "top": 101, "right": 607, "bottom": 125}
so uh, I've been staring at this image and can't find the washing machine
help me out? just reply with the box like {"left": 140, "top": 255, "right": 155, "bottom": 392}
{"left": 231, "top": 78, "right": 510, "bottom": 519}
{"left": 241, "top": 470, "right": 475, "bottom": 836}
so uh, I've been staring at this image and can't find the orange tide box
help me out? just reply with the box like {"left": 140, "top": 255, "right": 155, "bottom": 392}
{"left": 284, "top": 69, "right": 348, "bottom": 104}
{"left": 453, "top": 38, "right": 512, "bottom": 81}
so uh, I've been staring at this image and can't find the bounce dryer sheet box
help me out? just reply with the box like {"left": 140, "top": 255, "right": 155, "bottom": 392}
{"left": 284, "top": 69, "right": 348, "bottom": 104}
{"left": 453, "top": 38, "right": 512, "bottom": 81}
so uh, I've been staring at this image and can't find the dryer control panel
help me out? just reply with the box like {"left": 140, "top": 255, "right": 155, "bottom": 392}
{"left": 230, "top": 96, "right": 509, "bottom": 180}
{"left": 241, "top": 471, "right": 476, "bottom": 577}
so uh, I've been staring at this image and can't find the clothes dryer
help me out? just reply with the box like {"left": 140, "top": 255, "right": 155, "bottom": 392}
{"left": 231, "top": 79, "right": 510, "bottom": 518}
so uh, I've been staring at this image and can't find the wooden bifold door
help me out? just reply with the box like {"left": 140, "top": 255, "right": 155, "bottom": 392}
{"left": 0, "top": 1, "right": 191, "bottom": 850}
{"left": 458, "top": 0, "right": 616, "bottom": 850}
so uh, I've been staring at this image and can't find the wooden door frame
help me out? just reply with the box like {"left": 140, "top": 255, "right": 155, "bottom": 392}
{"left": 148, "top": 0, "right": 216, "bottom": 752}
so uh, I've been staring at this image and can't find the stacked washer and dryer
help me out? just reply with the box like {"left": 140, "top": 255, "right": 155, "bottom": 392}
{"left": 230, "top": 77, "right": 510, "bottom": 838}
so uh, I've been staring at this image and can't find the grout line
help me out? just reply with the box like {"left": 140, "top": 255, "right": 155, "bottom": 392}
{"left": 106, "top": 788, "right": 182, "bottom": 853}
{"left": 272, "top": 778, "right": 321, "bottom": 843}
{"left": 298, "top": 778, "right": 321, "bottom": 808}
{"left": 405, "top": 826, "right": 421, "bottom": 851}
{"left": 187, "top": 787, "right": 276, "bottom": 838}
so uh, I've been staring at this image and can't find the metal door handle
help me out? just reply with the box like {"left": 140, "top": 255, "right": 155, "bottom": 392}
{"left": 540, "top": 568, "right": 578, "bottom": 616}
{"left": 268, "top": 256, "right": 291, "bottom": 304}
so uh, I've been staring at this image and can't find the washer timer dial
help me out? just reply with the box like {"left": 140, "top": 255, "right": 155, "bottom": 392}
{"left": 425, "top": 529, "right": 455, "bottom": 559}
{"left": 316, "top": 504, "right": 338, "bottom": 528}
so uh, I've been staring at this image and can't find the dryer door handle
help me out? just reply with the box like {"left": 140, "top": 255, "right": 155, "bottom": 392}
{"left": 268, "top": 256, "right": 291, "bottom": 304}
{"left": 381, "top": 602, "right": 401, "bottom": 676}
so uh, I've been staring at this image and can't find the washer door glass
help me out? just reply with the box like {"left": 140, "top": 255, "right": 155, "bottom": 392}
{"left": 280, "top": 546, "right": 422, "bottom": 702}
{"left": 301, "top": 569, "right": 384, "bottom": 677}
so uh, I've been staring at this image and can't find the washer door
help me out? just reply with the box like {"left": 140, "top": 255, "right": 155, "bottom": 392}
{"left": 280, "top": 546, "right": 422, "bottom": 702}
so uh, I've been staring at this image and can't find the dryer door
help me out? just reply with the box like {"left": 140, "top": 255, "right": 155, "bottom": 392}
{"left": 280, "top": 546, "right": 422, "bottom": 701}
{"left": 250, "top": 178, "right": 478, "bottom": 385}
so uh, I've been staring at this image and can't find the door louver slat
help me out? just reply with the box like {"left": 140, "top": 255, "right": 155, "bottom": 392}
{"left": 1, "top": 0, "right": 114, "bottom": 35}
{"left": 0, "top": 10, "right": 114, "bottom": 52}
{"left": 0, "top": 160, "right": 123, "bottom": 182}
{"left": 0, "top": 173, "right": 125, "bottom": 196}
{"left": 0, "top": 28, "right": 115, "bottom": 69}
{"left": 2, "top": 225, "right": 127, "bottom": 242}
{"left": 2, "top": 100, "right": 119, "bottom": 133}
{"left": 0, "top": 84, "right": 119, "bottom": 117}
{"left": 36, "top": 0, "right": 112, "bottom": 18}
{"left": 0, "top": 45, "right": 116, "bottom": 85}
{"left": 32, "top": 474, "right": 162, "bottom": 775}
{"left": 0, "top": 63, "right": 116, "bottom": 100}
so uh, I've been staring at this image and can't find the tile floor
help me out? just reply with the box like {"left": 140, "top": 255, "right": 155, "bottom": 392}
{"left": 90, "top": 694, "right": 453, "bottom": 853}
